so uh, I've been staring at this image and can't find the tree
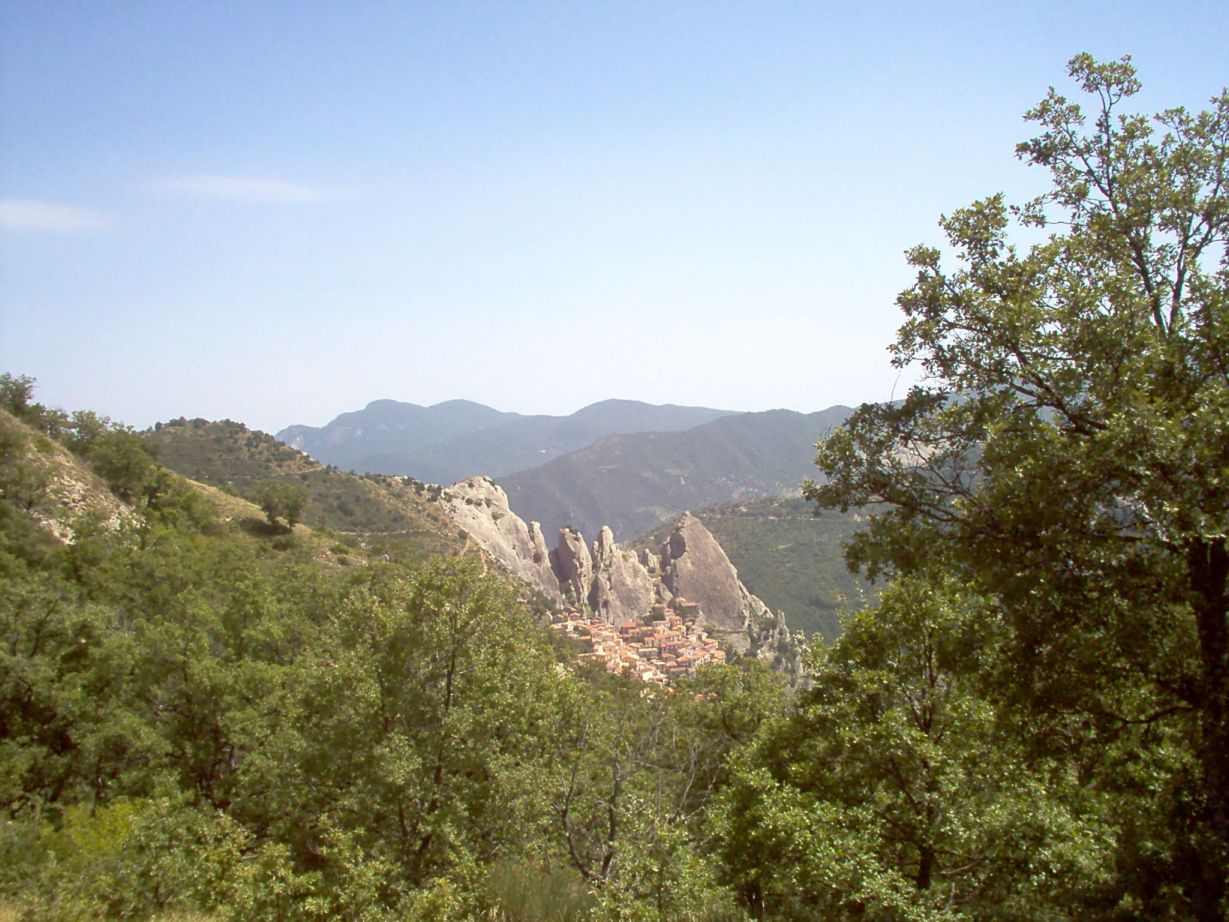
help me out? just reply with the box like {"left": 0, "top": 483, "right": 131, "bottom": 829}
{"left": 0, "top": 424, "right": 50, "bottom": 515}
{"left": 0, "top": 373, "right": 36, "bottom": 418}
{"left": 807, "top": 55, "right": 1228, "bottom": 918}
{"left": 282, "top": 558, "right": 571, "bottom": 903}
{"left": 718, "top": 577, "right": 1113, "bottom": 919}
{"left": 254, "top": 480, "right": 308, "bottom": 530}
{"left": 0, "top": 374, "right": 68, "bottom": 437}
{"left": 553, "top": 663, "right": 780, "bottom": 919}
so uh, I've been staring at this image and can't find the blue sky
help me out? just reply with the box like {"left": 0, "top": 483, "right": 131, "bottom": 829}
{"left": 2, "top": 1, "right": 1226, "bottom": 433}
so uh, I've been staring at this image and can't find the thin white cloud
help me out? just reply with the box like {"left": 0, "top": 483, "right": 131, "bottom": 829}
{"left": 151, "top": 175, "right": 339, "bottom": 204}
{"left": 0, "top": 199, "right": 114, "bottom": 232}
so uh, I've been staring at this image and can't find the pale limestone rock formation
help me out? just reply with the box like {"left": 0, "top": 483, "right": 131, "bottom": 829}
{"left": 659, "top": 513, "right": 747, "bottom": 634}
{"left": 437, "top": 476, "right": 560, "bottom": 600}
{"left": 551, "top": 526, "right": 593, "bottom": 608}
{"left": 588, "top": 525, "right": 657, "bottom": 624}
{"left": 433, "top": 480, "right": 797, "bottom": 671}
{"left": 648, "top": 513, "right": 796, "bottom": 669}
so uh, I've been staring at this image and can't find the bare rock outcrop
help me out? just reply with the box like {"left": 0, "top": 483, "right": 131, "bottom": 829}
{"left": 659, "top": 513, "right": 748, "bottom": 635}
{"left": 437, "top": 476, "right": 560, "bottom": 599}
{"left": 588, "top": 525, "right": 658, "bottom": 623}
{"left": 551, "top": 526, "right": 594, "bottom": 608}
{"left": 432, "top": 478, "right": 799, "bottom": 674}
{"left": 657, "top": 512, "right": 792, "bottom": 658}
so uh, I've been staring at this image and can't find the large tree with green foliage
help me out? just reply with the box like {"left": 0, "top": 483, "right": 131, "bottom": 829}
{"left": 719, "top": 576, "right": 1116, "bottom": 919}
{"left": 553, "top": 661, "right": 785, "bottom": 918}
{"left": 807, "top": 55, "right": 1228, "bottom": 918}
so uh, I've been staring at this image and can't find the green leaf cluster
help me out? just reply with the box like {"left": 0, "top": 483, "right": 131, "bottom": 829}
{"left": 791, "top": 53, "right": 1229, "bottom": 919}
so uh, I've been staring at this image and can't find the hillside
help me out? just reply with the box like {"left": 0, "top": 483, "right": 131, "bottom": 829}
{"left": 2, "top": 390, "right": 799, "bottom": 922}
{"left": 635, "top": 495, "right": 869, "bottom": 640}
{"left": 0, "top": 405, "right": 362, "bottom": 572}
{"left": 146, "top": 417, "right": 464, "bottom": 562}
{"left": 276, "top": 398, "right": 734, "bottom": 483}
{"left": 144, "top": 412, "right": 867, "bottom": 635}
{"left": 498, "top": 405, "right": 855, "bottom": 542}
{"left": 0, "top": 407, "right": 134, "bottom": 543}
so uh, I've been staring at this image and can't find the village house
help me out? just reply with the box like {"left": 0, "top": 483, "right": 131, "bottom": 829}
{"left": 551, "top": 597, "right": 726, "bottom": 684}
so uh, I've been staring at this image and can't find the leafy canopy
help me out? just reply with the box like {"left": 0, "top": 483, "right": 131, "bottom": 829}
{"left": 253, "top": 478, "right": 308, "bottom": 530}
{"left": 806, "top": 54, "right": 1229, "bottom": 919}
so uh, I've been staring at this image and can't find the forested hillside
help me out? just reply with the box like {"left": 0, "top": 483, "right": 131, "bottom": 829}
{"left": 0, "top": 380, "right": 791, "bottom": 921}
{"left": 499, "top": 405, "right": 854, "bottom": 541}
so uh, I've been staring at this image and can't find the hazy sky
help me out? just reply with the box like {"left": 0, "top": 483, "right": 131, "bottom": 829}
{"left": 2, "top": 1, "right": 1226, "bottom": 433}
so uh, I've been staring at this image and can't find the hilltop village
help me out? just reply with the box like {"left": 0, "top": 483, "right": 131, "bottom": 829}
{"left": 551, "top": 596, "right": 727, "bottom": 684}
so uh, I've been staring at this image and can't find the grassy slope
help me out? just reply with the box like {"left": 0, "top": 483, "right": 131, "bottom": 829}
{"left": 184, "top": 477, "right": 371, "bottom": 570}
{"left": 636, "top": 496, "right": 870, "bottom": 641}
{"left": 146, "top": 418, "right": 464, "bottom": 562}
{"left": 0, "top": 408, "right": 133, "bottom": 541}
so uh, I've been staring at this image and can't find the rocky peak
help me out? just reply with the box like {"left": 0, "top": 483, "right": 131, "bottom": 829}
{"left": 588, "top": 525, "right": 658, "bottom": 623}
{"left": 437, "top": 476, "right": 559, "bottom": 597}
{"left": 659, "top": 512, "right": 746, "bottom": 634}
{"left": 551, "top": 526, "right": 593, "bottom": 607}
{"left": 431, "top": 480, "right": 799, "bottom": 672}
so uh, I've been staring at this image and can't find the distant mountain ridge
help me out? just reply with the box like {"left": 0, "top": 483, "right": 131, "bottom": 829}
{"left": 498, "top": 405, "right": 855, "bottom": 542}
{"left": 277, "top": 398, "right": 735, "bottom": 484}
{"left": 274, "top": 397, "right": 858, "bottom": 560}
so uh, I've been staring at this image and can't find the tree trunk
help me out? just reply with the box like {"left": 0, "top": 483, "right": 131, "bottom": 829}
{"left": 916, "top": 844, "right": 934, "bottom": 891}
{"left": 1188, "top": 537, "right": 1228, "bottom": 922}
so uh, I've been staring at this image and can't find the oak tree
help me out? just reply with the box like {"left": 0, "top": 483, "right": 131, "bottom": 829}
{"left": 808, "top": 55, "right": 1229, "bottom": 918}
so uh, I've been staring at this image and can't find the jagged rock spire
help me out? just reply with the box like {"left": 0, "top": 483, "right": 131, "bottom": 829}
{"left": 434, "top": 477, "right": 795, "bottom": 666}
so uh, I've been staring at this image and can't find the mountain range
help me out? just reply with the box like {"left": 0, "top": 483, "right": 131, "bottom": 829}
{"left": 279, "top": 398, "right": 854, "bottom": 542}
{"left": 128, "top": 412, "right": 801, "bottom": 663}
{"left": 266, "top": 395, "right": 868, "bottom": 635}
{"left": 277, "top": 398, "right": 735, "bottom": 483}
{"left": 498, "top": 405, "right": 854, "bottom": 542}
